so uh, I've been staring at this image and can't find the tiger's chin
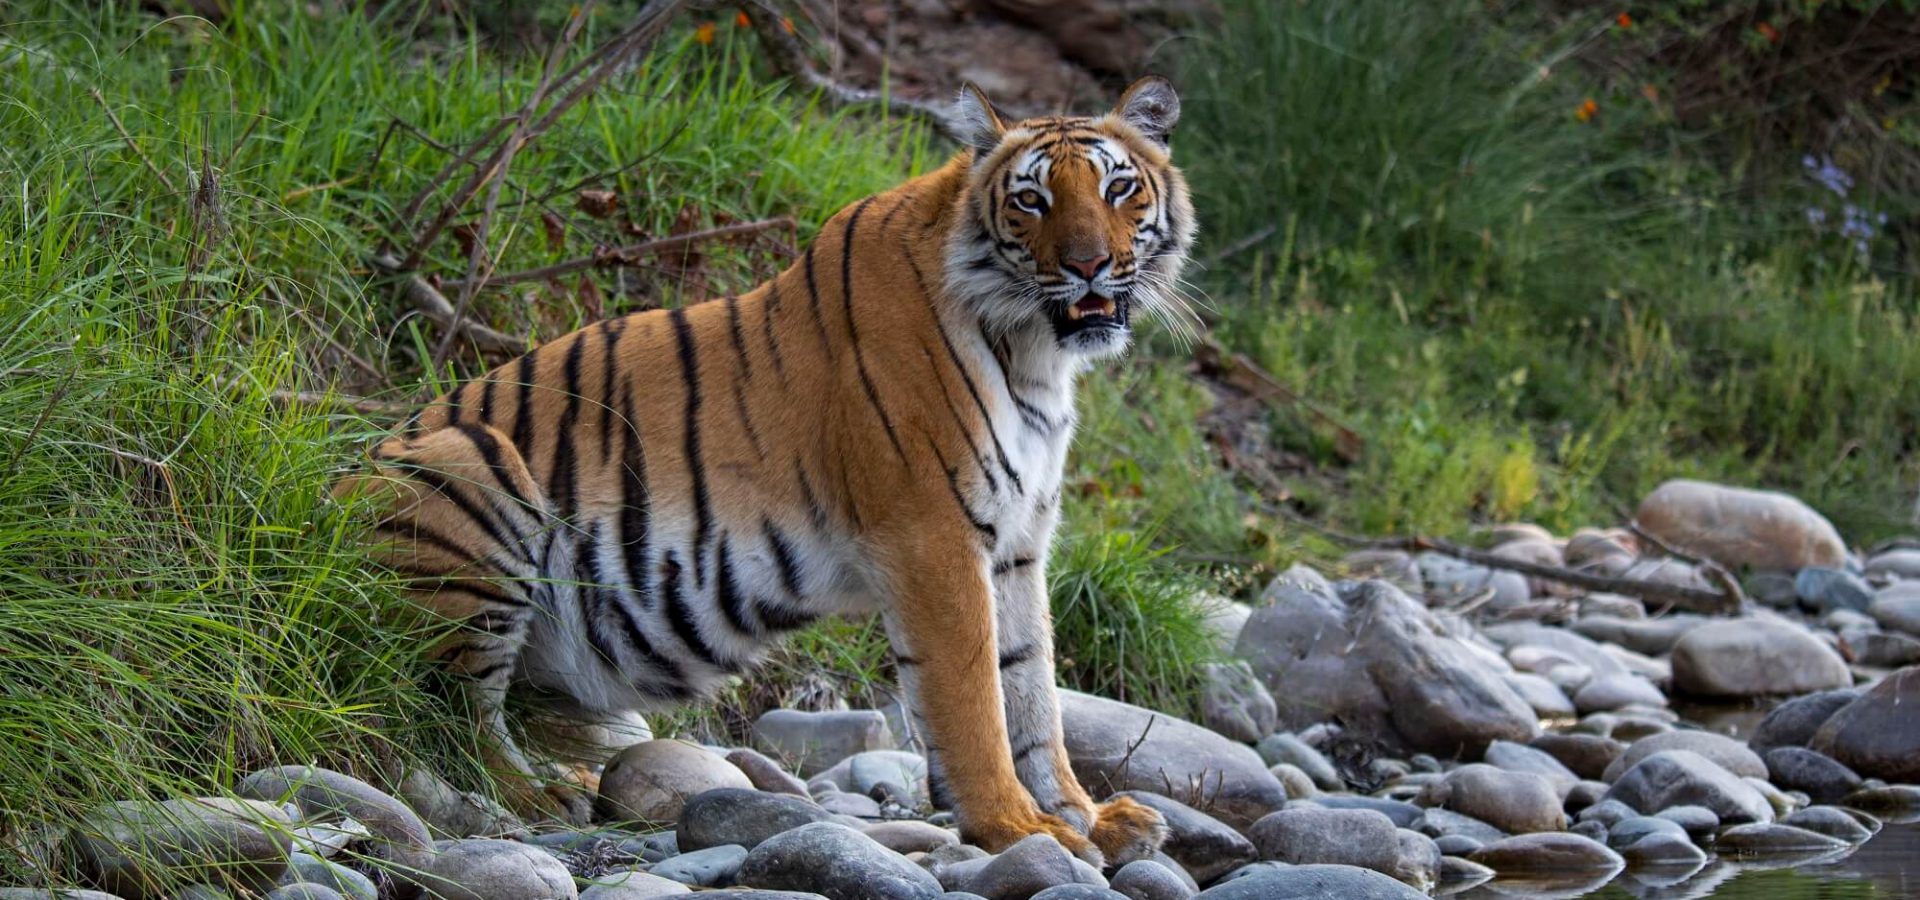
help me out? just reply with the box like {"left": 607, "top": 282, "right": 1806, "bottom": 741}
{"left": 1049, "top": 293, "right": 1132, "bottom": 357}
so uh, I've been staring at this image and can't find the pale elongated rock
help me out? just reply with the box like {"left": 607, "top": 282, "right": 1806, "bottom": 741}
{"left": 1635, "top": 479, "right": 1846, "bottom": 570}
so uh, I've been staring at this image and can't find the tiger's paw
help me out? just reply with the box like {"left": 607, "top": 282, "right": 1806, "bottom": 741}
{"left": 966, "top": 811, "right": 1106, "bottom": 868}
{"left": 1089, "top": 795, "right": 1168, "bottom": 865}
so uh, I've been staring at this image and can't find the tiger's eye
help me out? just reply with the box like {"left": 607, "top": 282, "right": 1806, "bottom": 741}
{"left": 1106, "top": 178, "right": 1136, "bottom": 201}
{"left": 1012, "top": 189, "right": 1047, "bottom": 213}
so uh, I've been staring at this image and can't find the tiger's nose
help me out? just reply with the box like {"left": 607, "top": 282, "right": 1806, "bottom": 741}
{"left": 1062, "top": 253, "right": 1111, "bottom": 281}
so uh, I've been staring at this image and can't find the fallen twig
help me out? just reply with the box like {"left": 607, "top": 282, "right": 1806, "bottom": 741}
{"left": 439, "top": 217, "right": 797, "bottom": 291}
{"left": 265, "top": 389, "right": 416, "bottom": 417}
{"left": 1267, "top": 503, "right": 1744, "bottom": 615}
{"left": 89, "top": 87, "right": 177, "bottom": 193}
{"left": 368, "top": 253, "right": 529, "bottom": 355}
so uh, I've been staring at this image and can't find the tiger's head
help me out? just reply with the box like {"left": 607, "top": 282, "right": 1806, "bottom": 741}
{"left": 946, "top": 76, "right": 1198, "bottom": 359}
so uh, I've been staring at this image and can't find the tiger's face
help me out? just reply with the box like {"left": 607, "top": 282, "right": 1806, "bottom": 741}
{"left": 947, "top": 77, "right": 1198, "bottom": 358}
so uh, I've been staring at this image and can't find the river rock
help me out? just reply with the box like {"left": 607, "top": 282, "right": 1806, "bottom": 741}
{"left": 1809, "top": 665, "right": 1920, "bottom": 783}
{"left": 862, "top": 821, "right": 958, "bottom": 855}
{"left": 1748, "top": 689, "right": 1861, "bottom": 752}
{"left": 1481, "top": 741, "right": 1577, "bottom": 793}
{"left": 1797, "top": 568, "right": 1872, "bottom": 615}
{"left": 1604, "top": 815, "right": 1686, "bottom": 849}
{"left": 66, "top": 798, "right": 293, "bottom": 900}
{"left": 1603, "top": 750, "right": 1773, "bottom": 824}
{"left": 753, "top": 710, "right": 894, "bottom": 776}
{"left": 1782, "top": 806, "right": 1874, "bottom": 843}
{"left": 596, "top": 740, "right": 752, "bottom": 824}
{"left": 237, "top": 766, "right": 430, "bottom": 870}
{"left": 1311, "top": 797, "right": 1420, "bottom": 828}
{"left": 1246, "top": 807, "right": 1400, "bottom": 874}
{"left": 1484, "top": 624, "right": 1627, "bottom": 678}
{"left": 1867, "top": 548, "right": 1920, "bottom": 579}
{"left": 1870, "top": 582, "right": 1920, "bottom": 635}
{"left": 1029, "top": 888, "right": 1124, "bottom": 900}
{"left": 1060, "top": 690, "right": 1284, "bottom": 829}
{"left": 1670, "top": 618, "right": 1851, "bottom": 697}
{"left": 1416, "top": 765, "right": 1564, "bottom": 834}
{"left": 1574, "top": 674, "right": 1668, "bottom": 714}
{"left": 1602, "top": 730, "right": 1768, "bottom": 783}
{"left": 1634, "top": 479, "right": 1846, "bottom": 571}
{"left": 1417, "top": 553, "right": 1530, "bottom": 609}
{"left": 1198, "top": 662, "right": 1277, "bottom": 744}
{"left": 1197, "top": 596, "right": 1253, "bottom": 654}
{"left": 1714, "top": 823, "right": 1849, "bottom": 854}
{"left": 1618, "top": 831, "right": 1706, "bottom": 867}
{"left": 1413, "top": 808, "right": 1505, "bottom": 844}
{"left": 676, "top": 789, "right": 836, "bottom": 852}
{"left": 278, "top": 853, "right": 375, "bottom": 900}
{"left": 1253, "top": 735, "right": 1339, "bottom": 791}
{"left": 397, "top": 769, "right": 521, "bottom": 840}
{"left": 1762, "top": 747, "right": 1861, "bottom": 803}
{"left": 1341, "top": 549, "right": 1424, "bottom": 595}
{"left": 736, "top": 823, "right": 940, "bottom": 899}
{"left": 1467, "top": 832, "right": 1624, "bottom": 874}
{"left": 1842, "top": 784, "right": 1920, "bottom": 814}
{"left": 1529, "top": 734, "right": 1625, "bottom": 781}
{"left": 1572, "top": 615, "right": 1708, "bottom": 656}
{"left": 418, "top": 839, "right": 577, "bottom": 900}
{"left": 1845, "top": 630, "right": 1920, "bottom": 668}
{"left": 1390, "top": 830, "right": 1440, "bottom": 890}
{"left": 1490, "top": 539, "right": 1569, "bottom": 597}
{"left": 1344, "top": 582, "right": 1539, "bottom": 756}
{"left": 1236, "top": 576, "right": 1393, "bottom": 738}
{"left": 650, "top": 845, "right": 747, "bottom": 887}
{"left": 1622, "top": 558, "right": 1714, "bottom": 594}
{"left": 577, "top": 870, "right": 691, "bottom": 899}
{"left": 963, "top": 834, "right": 1099, "bottom": 900}
{"left": 1109, "top": 792, "right": 1254, "bottom": 884}
{"left": 1107, "top": 859, "right": 1193, "bottom": 900}
{"left": 1503, "top": 674, "right": 1575, "bottom": 718}
{"left": 1191, "top": 864, "right": 1425, "bottom": 899}
{"left": 1654, "top": 805, "right": 1719, "bottom": 841}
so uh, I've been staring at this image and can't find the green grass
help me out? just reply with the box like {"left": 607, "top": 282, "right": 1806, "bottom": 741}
{"left": 1173, "top": 0, "right": 1920, "bottom": 542}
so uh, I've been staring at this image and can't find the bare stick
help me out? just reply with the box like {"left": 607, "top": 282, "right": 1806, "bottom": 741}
{"left": 1268, "top": 503, "right": 1744, "bottom": 615}
{"left": 1193, "top": 337, "right": 1366, "bottom": 462}
{"left": 265, "top": 389, "right": 415, "bottom": 417}
{"left": 440, "top": 217, "right": 797, "bottom": 291}
{"left": 90, "top": 87, "right": 177, "bottom": 193}
{"left": 368, "top": 253, "right": 529, "bottom": 354}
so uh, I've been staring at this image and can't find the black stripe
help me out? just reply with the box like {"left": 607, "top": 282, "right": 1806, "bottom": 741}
{"left": 479, "top": 376, "right": 498, "bottom": 424}
{"left": 714, "top": 534, "right": 758, "bottom": 637}
{"left": 389, "top": 463, "right": 529, "bottom": 561}
{"left": 732, "top": 378, "right": 766, "bottom": 459}
{"left": 838, "top": 199, "right": 907, "bottom": 463}
{"left": 795, "top": 460, "right": 829, "bottom": 531}
{"left": 670, "top": 306, "right": 714, "bottom": 589}
{"left": 444, "top": 382, "right": 467, "bottom": 426}
{"left": 802, "top": 246, "right": 830, "bottom": 351}
{"left": 659, "top": 550, "right": 721, "bottom": 667}
{"left": 764, "top": 520, "right": 804, "bottom": 598}
{"left": 754, "top": 599, "right": 817, "bottom": 632}
{"left": 904, "top": 249, "right": 1019, "bottom": 495}
{"left": 926, "top": 439, "right": 996, "bottom": 544}
{"left": 598, "top": 317, "right": 625, "bottom": 463}
{"left": 386, "top": 561, "right": 528, "bottom": 608}
{"left": 762, "top": 282, "right": 787, "bottom": 376}
{"left": 551, "top": 334, "right": 586, "bottom": 520}
{"left": 921, "top": 341, "right": 999, "bottom": 496}
{"left": 894, "top": 654, "right": 919, "bottom": 667}
{"left": 1012, "top": 736, "right": 1049, "bottom": 762}
{"left": 992, "top": 557, "right": 1035, "bottom": 577}
{"left": 463, "top": 662, "right": 512, "bottom": 684}
{"left": 510, "top": 352, "right": 536, "bottom": 458}
{"left": 999, "top": 643, "right": 1038, "bottom": 669}
{"left": 451, "top": 424, "right": 533, "bottom": 510}
{"left": 724, "top": 295, "right": 752, "bottom": 381}
{"left": 617, "top": 384, "right": 652, "bottom": 610}
{"left": 576, "top": 523, "right": 624, "bottom": 672}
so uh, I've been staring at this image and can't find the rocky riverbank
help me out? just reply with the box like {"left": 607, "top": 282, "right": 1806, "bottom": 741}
{"left": 10, "top": 480, "right": 1920, "bottom": 899}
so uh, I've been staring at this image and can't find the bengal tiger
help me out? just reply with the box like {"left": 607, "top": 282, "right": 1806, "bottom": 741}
{"left": 342, "top": 76, "right": 1196, "bottom": 865}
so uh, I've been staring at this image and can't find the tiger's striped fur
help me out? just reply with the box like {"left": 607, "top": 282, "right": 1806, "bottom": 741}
{"left": 341, "top": 77, "right": 1194, "bottom": 864}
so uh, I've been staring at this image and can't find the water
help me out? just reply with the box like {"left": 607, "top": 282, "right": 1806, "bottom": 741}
{"left": 1449, "top": 820, "right": 1919, "bottom": 898}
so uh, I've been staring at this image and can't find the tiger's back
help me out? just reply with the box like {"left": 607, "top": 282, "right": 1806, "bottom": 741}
{"left": 347, "top": 76, "right": 1194, "bottom": 864}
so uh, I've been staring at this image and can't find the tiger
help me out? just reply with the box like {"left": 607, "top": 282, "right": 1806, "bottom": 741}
{"left": 341, "top": 76, "right": 1196, "bottom": 865}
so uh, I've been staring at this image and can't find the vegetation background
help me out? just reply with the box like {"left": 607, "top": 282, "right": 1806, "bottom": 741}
{"left": 1, "top": 0, "right": 1915, "bottom": 878}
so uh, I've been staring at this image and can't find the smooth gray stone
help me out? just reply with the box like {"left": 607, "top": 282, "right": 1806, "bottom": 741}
{"left": 1108, "top": 859, "right": 1194, "bottom": 900}
{"left": 1247, "top": 807, "right": 1400, "bottom": 874}
{"left": 1603, "top": 750, "right": 1773, "bottom": 825}
{"left": 64, "top": 798, "right": 293, "bottom": 900}
{"left": 725, "top": 748, "right": 811, "bottom": 797}
{"left": 1748, "top": 689, "right": 1861, "bottom": 753}
{"left": 1763, "top": 747, "right": 1863, "bottom": 804}
{"left": 1529, "top": 733, "right": 1626, "bottom": 781}
{"left": 963, "top": 833, "right": 1102, "bottom": 899}
{"left": 1304, "top": 796, "right": 1420, "bottom": 828}
{"left": 1714, "top": 823, "right": 1850, "bottom": 854}
{"left": 237, "top": 766, "right": 430, "bottom": 870}
{"left": 1028, "top": 889, "right": 1126, "bottom": 900}
{"left": 416, "top": 839, "right": 579, "bottom": 900}
{"left": 1415, "top": 765, "right": 1564, "bottom": 834}
{"left": 1413, "top": 808, "right": 1504, "bottom": 844}
{"left": 1601, "top": 730, "right": 1768, "bottom": 783}
{"left": 650, "top": 844, "right": 747, "bottom": 887}
{"left": 1654, "top": 805, "right": 1719, "bottom": 841}
{"left": 1433, "top": 835, "right": 1483, "bottom": 856}
{"left": 1254, "top": 735, "right": 1340, "bottom": 791}
{"left": 278, "top": 853, "right": 376, "bottom": 900}
{"left": 1467, "top": 833, "right": 1625, "bottom": 874}
{"left": 676, "top": 789, "right": 834, "bottom": 852}
{"left": 1191, "top": 864, "right": 1425, "bottom": 899}
{"left": 752, "top": 709, "right": 894, "bottom": 777}
{"left": 1109, "top": 792, "right": 1253, "bottom": 885}
{"left": 1781, "top": 806, "right": 1875, "bottom": 842}
{"left": 736, "top": 823, "right": 940, "bottom": 900}
{"left": 1605, "top": 816, "right": 1687, "bottom": 849}
{"left": 578, "top": 869, "right": 692, "bottom": 898}
{"left": 1619, "top": 831, "right": 1707, "bottom": 867}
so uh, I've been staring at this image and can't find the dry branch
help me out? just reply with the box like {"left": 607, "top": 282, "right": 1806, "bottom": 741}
{"left": 90, "top": 87, "right": 177, "bottom": 193}
{"left": 439, "top": 217, "right": 797, "bottom": 291}
{"left": 1193, "top": 337, "right": 1365, "bottom": 462}
{"left": 1267, "top": 503, "right": 1744, "bottom": 615}
{"left": 367, "top": 252, "right": 529, "bottom": 354}
{"left": 265, "top": 389, "right": 415, "bottom": 417}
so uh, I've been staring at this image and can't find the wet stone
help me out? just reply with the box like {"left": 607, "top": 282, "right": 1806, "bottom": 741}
{"left": 1713, "top": 822, "right": 1850, "bottom": 854}
{"left": 578, "top": 869, "right": 692, "bottom": 899}
{"left": 1762, "top": 747, "right": 1863, "bottom": 804}
{"left": 1107, "top": 859, "right": 1194, "bottom": 900}
{"left": 736, "top": 822, "right": 941, "bottom": 900}
{"left": 650, "top": 844, "right": 747, "bottom": 887}
{"left": 676, "top": 789, "right": 835, "bottom": 852}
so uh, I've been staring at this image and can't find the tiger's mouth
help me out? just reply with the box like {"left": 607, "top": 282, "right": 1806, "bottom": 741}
{"left": 1051, "top": 292, "right": 1129, "bottom": 340}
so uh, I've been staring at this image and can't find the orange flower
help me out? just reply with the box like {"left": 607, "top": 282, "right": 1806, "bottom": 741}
{"left": 1616, "top": 12, "right": 1632, "bottom": 28}
{"left": 782, "top": 16, "right": 796, "bottom": 34}
{"left": 1756, "top": 21, "right": 1780, "bottom": 42}
{"left": 735, "top": 11, "right": 751, "bottom": 27}
{"left": 1640, "top": 83, "right": 1659, "bottom": 101}
{"left": 1575, "top": 98, "right": 1599, "bottom": 123}
{"left": 694, "top": 21, "right": 715, "bottom": 44}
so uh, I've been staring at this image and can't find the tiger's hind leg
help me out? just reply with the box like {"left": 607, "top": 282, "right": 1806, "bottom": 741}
{"left": 347, "top": 423, "right": 589, "bottom": 825}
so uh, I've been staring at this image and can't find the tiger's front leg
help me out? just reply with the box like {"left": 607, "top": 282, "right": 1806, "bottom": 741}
{"left": 992, "top": 546, "right": 1167, "bottom": 866}
{"left": 879, "top": 529, "right": 1101, "bottom": 862}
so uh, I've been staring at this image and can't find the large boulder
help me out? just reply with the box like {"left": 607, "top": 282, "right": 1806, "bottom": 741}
{"left": 595, "top": 740, "right": 752, "bottom": 824}
{"left": 1670, "top": 618, "right": 1851, "bottom": 698}
{"left": 1634, "top": 479, "right": 1846, "bottom": 570}
{"left": 65, "top": 798, "right": 293, "bottom": 900}
{"left": 1600, "top": 730, "right": 1768, "bottom": 783}
{"left": 1059, "top": 690, "right": 1285, "bottom": 829}
{"left": 417, "top": 839, "right": 578, "bottom": 900}
{"left": 1236, "top": 576, "right": 1393, "bottom": 738}
{"left": 1197, "top": 661, "right": 1278, "bottom": 744}
{"left": 1415, "top": 765, "right": 1565, "bottom": 834}
{"left": 1345, "top": 583, "right": 1539, "bottom": 757}
{"left": 1808, "top": 665, "right": 1920, "bottom": 784}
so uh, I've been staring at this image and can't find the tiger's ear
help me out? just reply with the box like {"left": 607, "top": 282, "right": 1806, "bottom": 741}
{"left": 952, "top": 82, "right": 1008, "bottom": 154}
{"left": 1113, "top": 75, "right": 1180, "bottom": 147}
